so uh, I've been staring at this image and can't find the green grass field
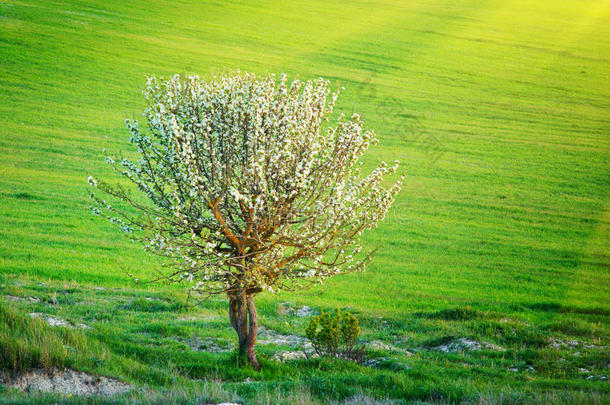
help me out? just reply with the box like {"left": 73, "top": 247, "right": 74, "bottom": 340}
{"left": 1, "top": 0, "right": 609, "bottom": 403}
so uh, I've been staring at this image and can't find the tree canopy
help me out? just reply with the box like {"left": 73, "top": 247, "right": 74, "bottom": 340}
{"left": 89, "top": 73, "right": 402, "bottom": 296}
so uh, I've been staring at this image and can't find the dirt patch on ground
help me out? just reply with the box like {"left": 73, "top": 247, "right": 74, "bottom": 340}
{"left": 295, "top": 305, "right": 314, "bottom": 317}
{"left": 257, "top": 326, "right": 311, "bottom": 349}
{"left": 277, "top": 302, "right": 315, "bottom": 317}
{"left": 367, "top": 340, "right": 412, "bottom": 355}
{"left": 432, "top": 338, "right": 504, "bottom": 353}
{"left": 548, "top": 337, "right": 579, "bottom": 349}
{"left": 29, "top": 313, "right": 90, "bottom": 329}
{"left": 174, "top": 336, "right": 233, "bottom": 353}
{"left": 272, "top": 350, "right": 309, "bottom": 362}
{"left": 5, "top": 295, "right": 40, "bottom": 303}
{"left": 0, "top": 368, "right": 131, "bottom": 396}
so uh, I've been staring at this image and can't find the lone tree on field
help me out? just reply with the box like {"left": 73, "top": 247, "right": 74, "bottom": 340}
{"left": 88, "top": 72, "right": 402, "bottom": 370}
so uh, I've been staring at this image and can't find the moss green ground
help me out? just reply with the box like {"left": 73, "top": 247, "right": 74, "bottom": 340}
{"left": 0, "top": 0, "right": 609, "bottom": 403}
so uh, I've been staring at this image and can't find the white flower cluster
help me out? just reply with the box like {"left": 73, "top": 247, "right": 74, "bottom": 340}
{"left": 88, "top": 72, "right": 403, "bottom": 295}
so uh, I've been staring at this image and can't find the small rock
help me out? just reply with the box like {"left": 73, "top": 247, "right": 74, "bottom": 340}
{"left": 526, "top": 366, "right": 536, "bottom": 372}
{"left": 295, "top": 305, "right": 314, "bottom": 317}
{"left": 483, "top": 341, "right": 505, "bottom": 351}
{"left": 579, "top": 368, "right": 590, "bottom": 373}
{"left": 432, "top": 338, "right": 504, "bottom": 353}
{"left": 363, "top": 357, "right": 386, "bottom": 367}
{"left": 509, "top": 367, "right": 519, "bottom": 372}
{"left": 29, "top": 313, "right": 71, "bottom": 328}
{"left": 368, "top": 341, "right": 393, "bottom": 351}
{"left": 273, "top": 351, "right": 307, "bottom": 362}
{"left": 367, "top": 340, "right": 410, "bottom": 354}
{"left": 549, "top": 338, "right": 579, "bottom": 350}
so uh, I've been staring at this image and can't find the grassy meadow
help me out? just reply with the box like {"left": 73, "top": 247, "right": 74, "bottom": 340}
{"left": 1, "top": 0, "right": 609, "bottom": 403}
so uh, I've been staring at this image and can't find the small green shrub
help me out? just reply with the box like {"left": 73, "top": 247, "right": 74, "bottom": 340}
{"left": 305, "top": 309, "right": 363, "bottom": 360}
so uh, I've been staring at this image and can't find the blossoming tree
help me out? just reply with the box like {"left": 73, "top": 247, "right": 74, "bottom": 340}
{"left": 88, "top": 72, "right": 402, "bottom": 369}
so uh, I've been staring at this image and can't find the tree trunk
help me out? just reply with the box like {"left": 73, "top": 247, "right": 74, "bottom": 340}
{"left": 229, "top": 291, "right": 260, "bottom": 370}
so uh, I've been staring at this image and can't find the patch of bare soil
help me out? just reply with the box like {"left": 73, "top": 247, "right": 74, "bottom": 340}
{"left": 29, "top": 313, "right": 90, "bottom": 329}
{"left": 257, "top": 326, "right": 311, "bottom": 348}
{"left": 174, "top": 336, "right": 233, "bottom": 353}
{"left": 432, "top": 338, "right": 504, "bottom": 353}
{"left": 0, "top": 368, "right": 131, "bottom": 397}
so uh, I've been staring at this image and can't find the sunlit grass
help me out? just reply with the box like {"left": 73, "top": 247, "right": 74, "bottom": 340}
{"left": 0, "top": 0, "right": 608, "bottom": 403}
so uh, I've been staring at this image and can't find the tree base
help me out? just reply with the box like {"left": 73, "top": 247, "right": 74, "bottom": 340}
{"left": 245, "top": 348, "right": 260, "bottom": 371}
{"left": 230, "top": 292, "right": 260, "bottom": 370}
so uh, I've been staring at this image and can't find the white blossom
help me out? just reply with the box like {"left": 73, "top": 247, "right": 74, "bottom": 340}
{"left": 88, "top": 72, "right": 403, "bottom": 296}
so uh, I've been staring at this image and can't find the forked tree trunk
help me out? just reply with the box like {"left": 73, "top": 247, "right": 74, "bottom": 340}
{"left": 229, "top": 291, "right": 260, "bottom": 370}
